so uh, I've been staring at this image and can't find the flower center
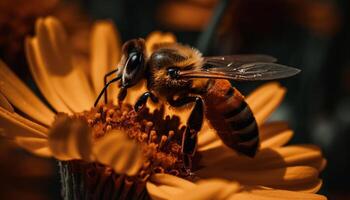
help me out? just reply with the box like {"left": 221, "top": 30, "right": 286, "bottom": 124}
{"left": 74, "top": 102, "right": 198, "bottom": 181}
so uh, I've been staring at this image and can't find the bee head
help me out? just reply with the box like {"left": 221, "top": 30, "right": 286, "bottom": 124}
{"left": 119, "top": 38, "right": 147, "bottom": 88}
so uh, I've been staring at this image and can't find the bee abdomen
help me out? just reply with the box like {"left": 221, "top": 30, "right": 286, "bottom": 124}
{"left": 204, "top": 79, "right": 259, "bottom": 157}
{"left": 223, "top": 100, "right": 259, "bottom": 157}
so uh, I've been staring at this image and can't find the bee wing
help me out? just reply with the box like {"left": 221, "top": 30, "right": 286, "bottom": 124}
{"left": 203, "top": 54, "right": 278, "bottom": 69}
{"left": 179, "top": 62, "right": 301, "bottom": 81}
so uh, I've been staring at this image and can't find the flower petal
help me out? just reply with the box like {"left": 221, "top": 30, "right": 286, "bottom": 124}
{"left": 26, "top": 36, "right": 71, "bottom": 113}
{"left": 146, "top": 173, "right": 195, "bottom": 200}
{"left": 150, "top": 173, "right": 195, "bottom": 190}
{"left": 145, "top": 31, "right": 176, "bottom": 54}
{"left": 90, "top": 21, "right": 121, "bottom": 99}
{"left": 230, "top": 186, "right": 327, "bottom": 200}
{"left": 0, "top": 107, "right": 47, "bottom": 139}
{"left": 48, "top": 114, "right": 92, "bottom": 161}
{"left": 0, "top": 60, "right": 55, "bottom": 126}
{"left": 261, "top": 130, "right": 293, "bottom": 149}
{"left": 197, "top": 165, "right": 319, "bottom": 189}
{"left": 93, "top": 130, "right": 143, "bottom": 176}
{"left": 246, "top": 82, "right": 286, "bottom": 125}
{"left": 273, "top": 179, "right": 323, "bottom": 193}
{"left": 246, "top": 82, "right": 280, "bottom": 112}
{"left": 171, "top": 179, "right": 240, "bottom": 200}
{"left": 28, "top": 17, "right": 95, "bottom": 112}
{"left": 15, "top": 137, "right": 52, "bottom": 157}
{"left": 147, "top": 174, "right": 240, "bottom": 200}
{"left": 259, "top": 121, "right": 289, "bottom": 142}
{"left": 199, "top": 144, "right": 324, "bottom": 172}
{"left": 0, "top": 92, "right": 14, "bottom": 112}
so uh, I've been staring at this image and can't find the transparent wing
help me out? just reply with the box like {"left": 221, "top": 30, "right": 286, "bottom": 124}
{"left": 203, "top": 54, "right": 277, "bottom": 69}
{"left": 179, "top": 62, "right": 301, "bottom": 81}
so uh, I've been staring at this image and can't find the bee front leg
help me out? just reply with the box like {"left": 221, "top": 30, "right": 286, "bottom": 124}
{"left": 168, "top": 96, "right": 204, "bottom": 171}
{"left": 134, "top": 92, "right": 159, "bottom": 112}
{"left": 118, "top": 87, "right": 128, "bottom": 103}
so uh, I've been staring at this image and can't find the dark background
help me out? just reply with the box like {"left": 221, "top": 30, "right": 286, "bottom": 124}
{"left": 0, "top": 0, "right": 349, "bottom": 199}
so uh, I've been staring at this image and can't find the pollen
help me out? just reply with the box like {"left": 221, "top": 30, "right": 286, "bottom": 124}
{"left": 73, "top": 102, "right": 194, "bottom": 181}
{"left": 60, "top": 102, "right": 200, "bottom": 198}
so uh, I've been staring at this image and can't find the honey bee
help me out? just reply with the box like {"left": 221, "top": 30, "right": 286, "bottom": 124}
{"left": 94, "top": 38, "right": 300, "bottom": 168}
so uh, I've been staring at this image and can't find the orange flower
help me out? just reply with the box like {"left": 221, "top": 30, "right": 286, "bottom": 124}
{"left": 0, "top": 16, "right": 326, "bottom": 199}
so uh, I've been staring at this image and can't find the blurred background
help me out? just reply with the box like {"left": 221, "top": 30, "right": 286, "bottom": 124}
{"left": 0, "top": 0, "right": 349, "bottom": 199}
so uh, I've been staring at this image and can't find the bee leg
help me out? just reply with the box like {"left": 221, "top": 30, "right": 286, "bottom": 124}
{"left": 169, "top": 96, "right": 204, "bottom": 170}
{"left": 103, "top": 69, "right": 119, "bottom": 104}
{"left": 94, "top": 76, "right": 121, "bottom": 107}
{"left": 118, "top": 87, "right": 128, "bottom": 103}
{"left": 182, "top": 97, "right": 203, "bottom": 170}
{"left": 134, "top": 92, "right": 159, "bottom": 112}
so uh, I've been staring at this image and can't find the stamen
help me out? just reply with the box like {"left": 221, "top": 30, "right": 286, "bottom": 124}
{"left": 61, "top": 102, "right": 200, "bottom": 199}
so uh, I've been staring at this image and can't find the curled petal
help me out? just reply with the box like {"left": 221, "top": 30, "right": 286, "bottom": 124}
{"left": 27, "top": 17, "right": 94, "bottom": 113}
{"left": 90, "top": 21, "right": 121, "bottom": 98}
{"left": 0, "top": 92, "right": 14, "bottom": 112}
{"left": 15, "top": 137, "right": 52, "bottom": 157}
{"left": 0, "top": 60, "right": 54, "bottom": 126}
{"left": 48, "top": 114, "right": 92, "bottom": 161}
{"left": 93, "top": 130, "right": 143, "bottom": 176}
{"left": 145, "top": 31, "right": 176, "bottom": 55}
{"left": 26, "top": 36, "right": 71, "bottom": 113}
{"left": 229, "top": 186, "right": 327, "bottom": 200}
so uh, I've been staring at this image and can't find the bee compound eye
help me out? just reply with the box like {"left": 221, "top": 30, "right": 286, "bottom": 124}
{"left": 126, "top": 52, "right": 143, "bottom": 74}
{"left": 167, "top": 68, "right": 180, "bottom": 79}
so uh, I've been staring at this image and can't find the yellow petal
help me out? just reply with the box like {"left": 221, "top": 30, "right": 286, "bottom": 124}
{"left": 274, "top": 179, "right": 323, "bottom": 193}
{"left": 261, "top": 130, "right": 293, "bottom": 149}
{"left": 28, "top": 17, "right": 95, "bottom": 112}
{"left": 147, "top": 173, "right": 195, "bottom": 200}
{"left": 246, "top": 83, "right": 286, "bottom": 125}
{"left": 197, "top": 120, "right": 222, "bottom": 151}
{"left": 151, "top": 173, "right": 196, "bottom": 189}
{"left": 199, "top": 144, "right": 324, "bottom": 173}
{"left": 0, "top": 107, "right": 47, "bottom": 139}
{"left": 171, "top": 179, "right": 240, "bottom": 200}
{"left": 93, "top": 130, "right": 143, "bottom": 176}
{"left": 197, "top": 165, "right": 319, "bottom": 189}
{"left": 25, "top": 36, "right": 72, "bottom": 113}
{"left": 255, "top": 88, "right": 285, "bottom": 125}
{"left": 0, "top": 91, "right": 14, "bottom": 112}
{"left": 229, "top": 187, "right": 327, "bottom": 200}
{"left": 48, "top": 114, "right": 92, "bottom": 161}
{"left": 259, "top": 121, "right": 289, "bottom": 141}
{"left": 146, "top": 182, "right": 172, "bottom": 200}
{"left": 15, "top": 137, "right": 52, "bottom": 157}
{"left": 147, "top": 175, "right": 241, "bottom": 200}
{"left": 246, "top": 82, "right": 280, "bottom": 112}
{"left": 145, "top": 31, "right": 176, "bottom": 55}
{"left": 90, "top": 21, "right": 121, "bottom": 99}
{"left": 0, "top": 60, "right": 55, "bottom": 126}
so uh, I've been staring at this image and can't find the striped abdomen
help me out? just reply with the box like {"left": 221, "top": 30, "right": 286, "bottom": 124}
{"left": 203, "top": 79, "right": 259, "bottom": 157}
